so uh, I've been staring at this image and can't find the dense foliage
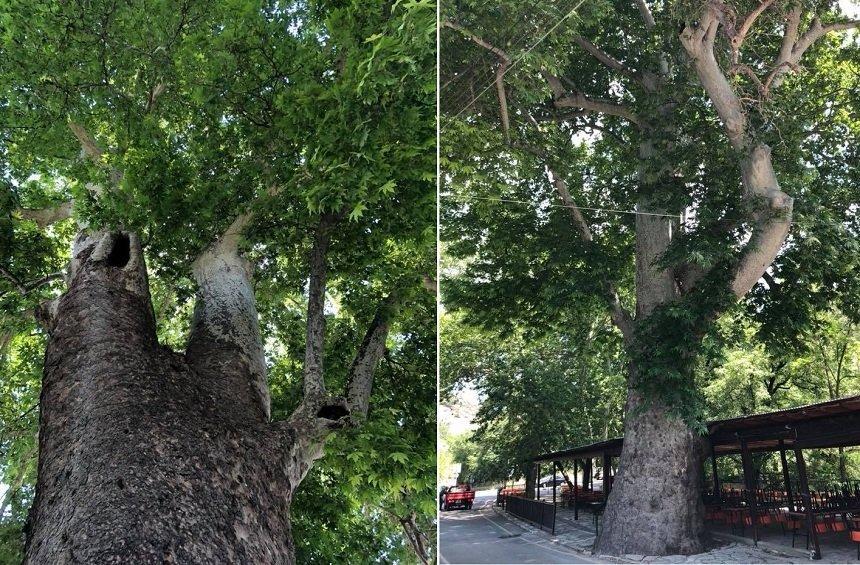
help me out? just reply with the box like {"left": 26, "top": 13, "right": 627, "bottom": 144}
{"left": 0, "top": 0, "right": 436, "bottom": 562}
{"left": 441, "top": 309, "right": 626, "bottom": 485}
{"left": 441, "top": 0, "right": 860, "bottom": 422}
{"left": 440, "top": 0, "right": 860, "bottom": 496}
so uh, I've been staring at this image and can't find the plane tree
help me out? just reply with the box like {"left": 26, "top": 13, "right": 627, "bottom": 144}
{"left": 441, "top": 0, "right": 860, "bottom": 555}
{"left": 0, "top": 0, "right": 435, "bottom": 562}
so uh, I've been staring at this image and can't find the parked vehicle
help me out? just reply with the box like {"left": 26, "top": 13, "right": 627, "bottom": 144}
{"left": 442, "top": 484, "right": 476, "bottom": 510}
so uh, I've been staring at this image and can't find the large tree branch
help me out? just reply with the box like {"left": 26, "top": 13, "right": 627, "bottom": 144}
{"left": 680, "top": 4, "right": 748, "bottom": 149}
{"left": 302, "top": 213, "right": 340, "bottom": 401}
{"left": 68, "top": 122, "right": 122, "bottom": 189}
{"left": 635, "top": 0, "right": 656, "bottom": 29}
{"left": 15, "top": 201, "right": 73, "bottom": 228}
{"left": 543, "top": 72, "right": 643, "bottom": 127}
{"left": 766, "top": 10, "right": 860, "bottom": 93}
{"left": 730, "top": 147, "right": 793, "bottom": 298}
{"left": 346, "top": 294, "right": 399, "bottom": 417}
{"left": 442, "top": 20, "right": 512, "bottom": 139}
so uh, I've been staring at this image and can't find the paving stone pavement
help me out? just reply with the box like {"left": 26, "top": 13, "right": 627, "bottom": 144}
{"left": 499, "top": 505, "right": 824, "bottom": 563}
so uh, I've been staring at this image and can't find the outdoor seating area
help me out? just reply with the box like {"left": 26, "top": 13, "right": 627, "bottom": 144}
{"left": 527, "top": 395, "right": 860, "bottom": 560}
{"left": 703, "top": 485, "right": 860, "bottom": 554}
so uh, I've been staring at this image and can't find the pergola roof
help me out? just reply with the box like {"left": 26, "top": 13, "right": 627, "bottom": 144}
{"left": 533, "top": 437, "right": 623, "bottom": 462}
{"left": 533, "top": 394, "right": 860, "bottom": 462}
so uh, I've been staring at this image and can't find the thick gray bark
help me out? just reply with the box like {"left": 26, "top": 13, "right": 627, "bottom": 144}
{"left": 595, "top": 387, "right": 707, "bottom": 555}
{"left": 25, "top": 231, "right": 299, "bottom": 564}
{"left": 596, "top": 191, "right": 707, "bottom": 555}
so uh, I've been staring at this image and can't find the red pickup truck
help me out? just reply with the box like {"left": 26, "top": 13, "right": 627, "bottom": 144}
{"left": 442, "top": 484, "right": 476, "bottom": 510}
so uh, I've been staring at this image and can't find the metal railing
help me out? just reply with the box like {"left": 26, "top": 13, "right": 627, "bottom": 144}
{"left": 504, "top": 494, "right": 556, "bottom": 533}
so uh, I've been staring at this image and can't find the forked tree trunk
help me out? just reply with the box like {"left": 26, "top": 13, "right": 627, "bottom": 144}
{"left": 24, "top": 231, "right": 302, "bottom": 564}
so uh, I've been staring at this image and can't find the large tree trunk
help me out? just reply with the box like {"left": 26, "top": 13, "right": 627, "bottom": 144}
{"left": 595, "top": 389, "right": 706, "bottom": 555}
{"left": 24, "top": 231, "right": 301, "bottom": 564}
{"left": 595, "top": 198, "right": 707, "bottom": 556}
{"left": 523, "top": 464, "right": 537, "bottom": 499}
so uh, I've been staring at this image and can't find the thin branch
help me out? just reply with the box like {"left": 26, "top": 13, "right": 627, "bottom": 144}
{"left": 572, "top": 36, "right": 628, "bottom": 75}
{"left": 0, "top": 266, "right": 27, "bottom": 295}
{"left": 495, "top": 62, "right": 511, "bottom": 142}
{"left": 442, "top": 20, "right": 511, "bottom": 63}
{"left": 551, "top": 173, "right": 634, "bottom": 343}
{"left": 513, "top": 141, "right": 636, "bottom": 343}
{"left": 572, "top": 35, "right": 646, "bottom": 87}
{"left": 346, "top": 294, "right": 399, "bottom": 417}
{"left": 0, "top": 268, "right": 62, "bottom": 298}
{"left": 443, "top": 20, "right": 512, "bottom": 139}
{"left": 732, "top": 0, "right": 776, "bottom": 63}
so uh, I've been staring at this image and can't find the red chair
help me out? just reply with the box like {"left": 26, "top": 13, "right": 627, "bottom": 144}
{"left": 847, "top": 514, "right": 860, "bottom": 560}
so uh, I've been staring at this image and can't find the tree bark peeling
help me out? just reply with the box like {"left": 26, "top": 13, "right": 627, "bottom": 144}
{"left": 188, "top": 242, "right": 271, "bottom": 422}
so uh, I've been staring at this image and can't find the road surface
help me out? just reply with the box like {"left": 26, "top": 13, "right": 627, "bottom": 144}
{"left": 439, "top": 490, "right": 595, "bottom": 564}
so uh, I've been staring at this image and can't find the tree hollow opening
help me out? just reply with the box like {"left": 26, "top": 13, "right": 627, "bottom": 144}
{"left": 317, "top": 404, "right": 349, "bottom": 420}
{"left": 106, "top": 233, "right": 131, "bottom": 268}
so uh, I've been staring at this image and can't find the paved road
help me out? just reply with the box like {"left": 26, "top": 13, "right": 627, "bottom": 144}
{"left": 439, "top": 491, "right": 595, "bottom": 564}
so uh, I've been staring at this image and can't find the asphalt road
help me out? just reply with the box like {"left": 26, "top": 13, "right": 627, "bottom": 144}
{"left": 439, "top": 491, "right": 595, "bottom": 564}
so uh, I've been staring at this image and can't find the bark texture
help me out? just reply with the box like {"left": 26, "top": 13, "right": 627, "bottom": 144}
{"left": 595, "top": 391, "right": 706, "bottom": 555}
{"left": 594, "top": 191, "right": 707, "bottom": 555}
{"left": 25, "top": 231, "right": 300, "bottom": 564}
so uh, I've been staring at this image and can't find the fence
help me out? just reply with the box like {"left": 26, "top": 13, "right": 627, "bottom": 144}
{"left": 504, "top": 495, "right": 556, "bottom": 533}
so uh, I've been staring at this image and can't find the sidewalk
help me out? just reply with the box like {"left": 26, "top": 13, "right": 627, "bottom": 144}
{"left": 495, "top": 504, "right": 821, "bottom": 563}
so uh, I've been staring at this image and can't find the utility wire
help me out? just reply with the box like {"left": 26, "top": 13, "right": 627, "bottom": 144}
{"left": 441, "top": 194, "right": 860, "bottom": 232}
{"left": 441, "top": 0, "right": 588, "bottom": 130}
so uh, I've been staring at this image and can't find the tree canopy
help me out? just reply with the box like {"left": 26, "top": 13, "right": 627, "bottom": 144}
{"left": 1, "top": 0, "right": 436, "bottom": 562}
{"left": 441, "top": 0, "right": 860, "bottom": 424}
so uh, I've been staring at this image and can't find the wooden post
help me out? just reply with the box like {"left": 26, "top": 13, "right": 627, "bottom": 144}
{"left": 779, "top": 440, "right": 794, "bottom": 512}
{"left": 795, "top": 447, "right": 821, "bottom": 560}
{"left": 740, "top": 438, "right": 760, "bottom": 543}
{"left": 602, "top": 453, "right": 612, "bottom": 498}
{"left": 552, "top": 461, "right": 558, "bottom": 535}
{"left": 573, "top": 459, "right": 579, "bottom": 520}
{"left": 536, "top": 463, "right": 540, "bottom": 500}
{"left": 585, "top": 459, "right": 592, "bottom": 490}
{"left": 709, "top": 442, "right": 721, "bottom": 500}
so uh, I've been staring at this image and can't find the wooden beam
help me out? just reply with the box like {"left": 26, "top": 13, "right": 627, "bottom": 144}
{"left": 794, "top": 448, "right": 821, "bottom": 559}
{"left": 602, "top": 453, "right": 612, "bottom": 498}
{"left": 710, "top": 441, "right": 721, "bottom": 497}
{"left": 740, "top": 439, "right": 760, "bottom": 543}
{"left": 779, "top": 440, "right": 794, "bottom": 512}
{"left": 573, "top": 459, "right": 579, "bottom": 520}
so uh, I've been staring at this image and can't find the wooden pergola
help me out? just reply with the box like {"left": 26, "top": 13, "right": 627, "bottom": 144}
{"left": 532, "top": 395, "right": 860, "bottom": 560}
{"left": 533, "top": 437, "right": 623, "bottom": 521}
